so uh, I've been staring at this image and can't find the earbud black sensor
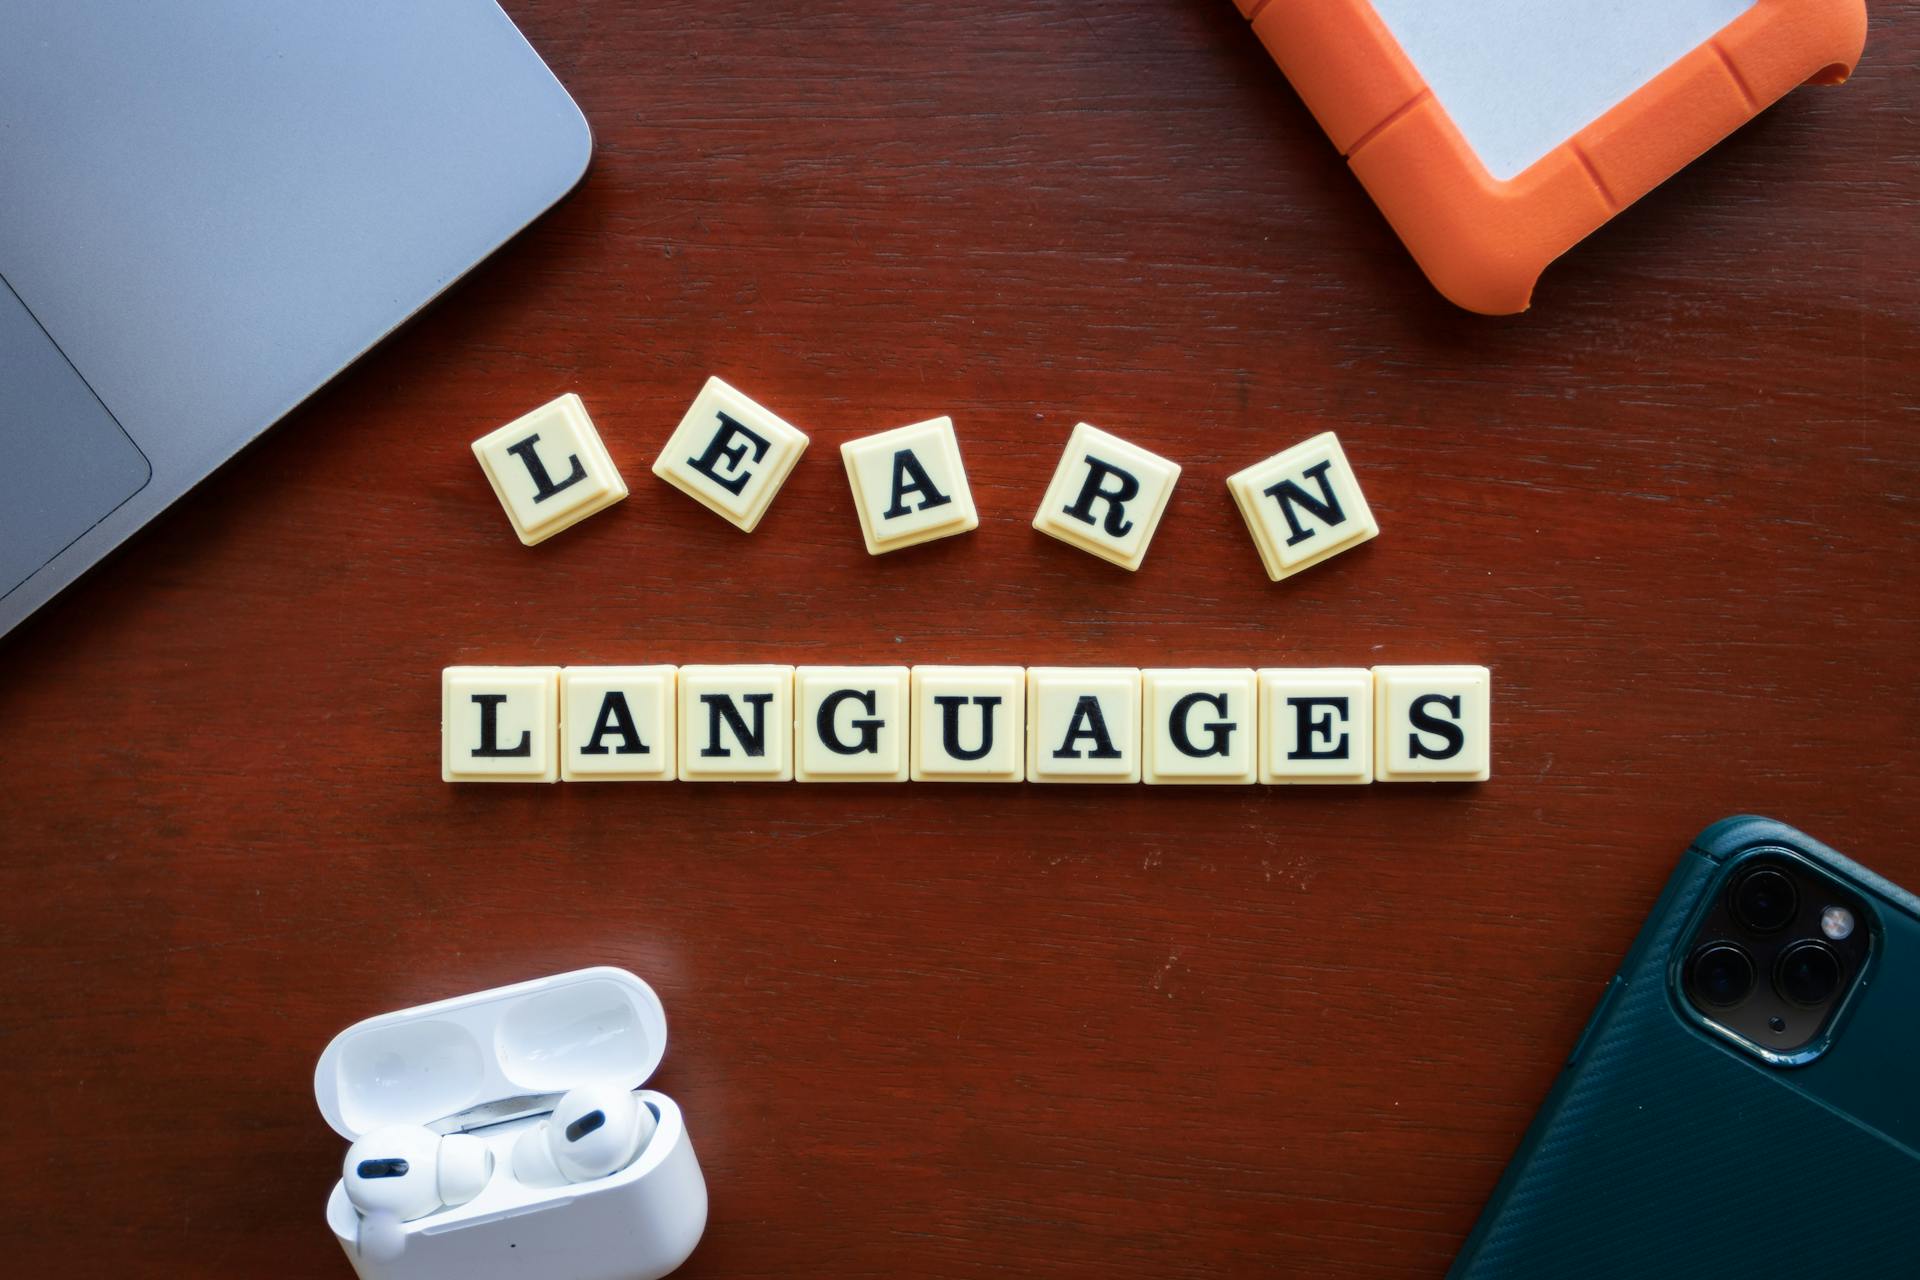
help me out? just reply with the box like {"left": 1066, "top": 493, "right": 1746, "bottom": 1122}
{"left": 565, "top": 1110, "right": 608, "bottom": 1143}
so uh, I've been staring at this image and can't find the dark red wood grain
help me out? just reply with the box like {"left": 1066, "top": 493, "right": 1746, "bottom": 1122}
{"left": 2, "top": 3, "right": 1916, "bottom": 1276}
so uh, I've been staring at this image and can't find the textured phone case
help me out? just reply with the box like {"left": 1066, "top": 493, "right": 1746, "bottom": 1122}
{"left": 1448, "top": 816, "right": 1920, "bottom": 1278}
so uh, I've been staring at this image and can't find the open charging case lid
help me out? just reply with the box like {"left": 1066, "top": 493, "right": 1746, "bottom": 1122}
{"left": 315, "top": 967, "right": 668, "bottom": 1141}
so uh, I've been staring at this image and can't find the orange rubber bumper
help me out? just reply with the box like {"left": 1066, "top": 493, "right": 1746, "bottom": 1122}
{"left": 1235, "top": 0, "right": 1867, "bottom": 314}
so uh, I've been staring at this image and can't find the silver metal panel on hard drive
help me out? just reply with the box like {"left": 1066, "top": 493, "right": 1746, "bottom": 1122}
{"left": 0, "top": 1, "right": 592, "bottom": 638}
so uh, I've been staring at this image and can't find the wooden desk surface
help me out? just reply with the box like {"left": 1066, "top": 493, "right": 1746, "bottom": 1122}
{"left": 3, "top": 3, "right": 1915, "bottom": 1276}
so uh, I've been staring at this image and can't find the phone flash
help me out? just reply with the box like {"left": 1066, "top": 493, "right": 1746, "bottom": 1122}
{"left": 1821, "top": 906, "right": 1856, "bottom": 941}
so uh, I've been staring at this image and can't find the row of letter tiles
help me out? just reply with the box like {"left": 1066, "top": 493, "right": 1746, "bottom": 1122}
{"left": 475, "top": 385, "right": 1376, "bottom": 578}
{"left": 443, "top": 665, "right": 1489, "bottom": 785}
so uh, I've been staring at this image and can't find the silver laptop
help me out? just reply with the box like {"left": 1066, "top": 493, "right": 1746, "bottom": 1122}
{"left": 0, "top": 1, "right": 591, "bottom": 638}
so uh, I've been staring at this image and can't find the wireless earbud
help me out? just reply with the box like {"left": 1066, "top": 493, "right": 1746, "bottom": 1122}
{"left": 511, "top": 1084, "right": 657, "bottom": 1186}
{"left": 343, "top": 1124, "right": 494, "bottom": 1222}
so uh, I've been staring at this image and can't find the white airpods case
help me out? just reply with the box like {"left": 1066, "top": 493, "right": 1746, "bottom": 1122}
{"left": 314, "top": 968, "right": 707, "bottom": 1280}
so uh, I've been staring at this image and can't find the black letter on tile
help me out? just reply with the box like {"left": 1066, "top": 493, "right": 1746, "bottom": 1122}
{"left": 1062, "top": 456, "right": 1140, "bottom": 537}
{"left": 470, "top": 694, "right": 531, "bottom": 757}
{"left": 1169, "top": 692, "right": 1233, "bottom": 757}
{"left": 1262, "top": 460, "right": 1346, "bottom": 546}
{"left": 882, "top": 450, "right": 953, "bottom": 519}
{"left": 934, "top": 695, "right": 1000, "bottom": 761}
{"left": 701, "top": 692, "right": 773, "bottom": 757}
{"left": 1053, "top": 696, "right": 1121, "bottom": 759}
{"left": 1408, "top": 694, "right": 1464, "bottom": 760}
{"left": 687, "top": 412, "right": 772, "bottom": 496}
{"left": 580, "top": 692, "right": 648, "bottom": 756}
{"left": 818, "top": 689, "right": 883, "bottom": 755}
{"left": 505, "top": 433, "right": 587, "bottom": 504}
{"left": 1286, "top": 696, "right": 1349, "bottom": 760}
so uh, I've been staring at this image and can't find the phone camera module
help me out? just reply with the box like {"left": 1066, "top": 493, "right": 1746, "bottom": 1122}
{"left": 1689, "top": 942, "right": 1756, "bottom": 1009}
{"left": 1775, "top": 940, "right": 1843, "bottom": 1008}
{"left": 1681, "top": 852, "right": 1873, "bottom": 1059}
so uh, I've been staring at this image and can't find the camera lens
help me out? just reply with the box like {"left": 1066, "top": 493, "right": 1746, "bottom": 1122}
{"left": 1731, "top": 867, "right": 1798, "bottom": 933}
{"left": 1689, "top": 943, "right": 1756, "bottom": 1008}
{"left": 1776, "top": 941, "right": 1843, "bottom": 1007}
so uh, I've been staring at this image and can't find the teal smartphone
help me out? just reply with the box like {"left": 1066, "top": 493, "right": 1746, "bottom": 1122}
{"left": 1448, "top": 816, "right": 1920, "bottom": 1278}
